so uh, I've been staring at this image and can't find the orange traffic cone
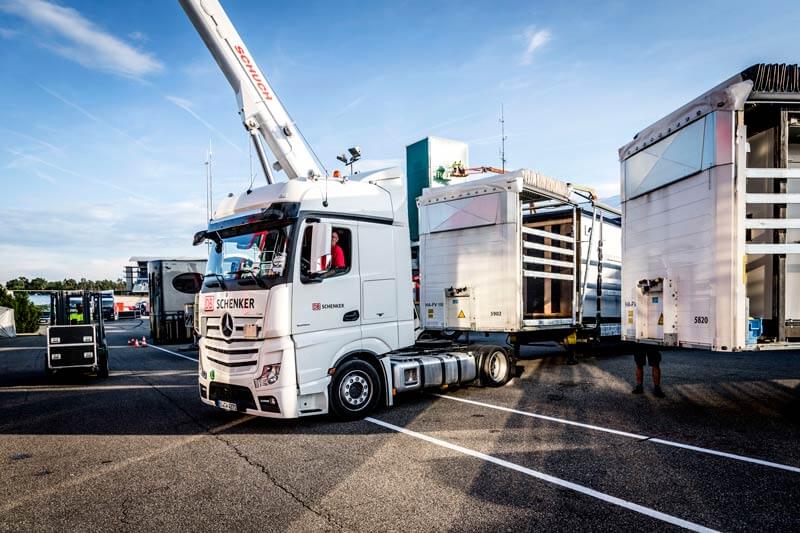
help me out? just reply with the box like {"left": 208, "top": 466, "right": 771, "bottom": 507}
{"left": 134, "top": 339, "right": 140, "bottom": 348}
{"left": 141, "top": 336, "right": 147, "bottom": 347}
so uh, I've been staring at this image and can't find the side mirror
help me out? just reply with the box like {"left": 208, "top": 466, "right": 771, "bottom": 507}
{"left": 309, "top": 222, "right": 332, "bottom": 274}
{"left": 172, "top": 272, "right": 204, "bottom": 294}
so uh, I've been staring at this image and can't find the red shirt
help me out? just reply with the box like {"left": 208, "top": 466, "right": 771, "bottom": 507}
{"left": 321, "top": 244, "right": 345, "bottom": 270}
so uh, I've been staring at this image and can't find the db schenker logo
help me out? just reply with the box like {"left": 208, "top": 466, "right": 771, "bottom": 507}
{"left": 312, "top": 302, "right": 344, "bottom": 311}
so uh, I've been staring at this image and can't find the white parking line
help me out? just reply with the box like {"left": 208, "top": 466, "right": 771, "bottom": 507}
{"left": 432, "top": 393, "right": 800, "bottom": 474}
{"left": 366, "top": 417, "right": 717, "bottom": 533}
{"left": 148, "top": 344, "right": 199, "bottom": 363}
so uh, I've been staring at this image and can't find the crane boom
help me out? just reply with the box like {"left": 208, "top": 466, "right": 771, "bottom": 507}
{"left": 179, "top": 0, "right": 322, "bottom": 181}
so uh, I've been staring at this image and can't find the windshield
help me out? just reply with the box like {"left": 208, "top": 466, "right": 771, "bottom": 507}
{"left": 205, "top": 222, "right": 292, "bottom": 289}
{"left": 102, "top": 297, "right": 114, "bottom": 309}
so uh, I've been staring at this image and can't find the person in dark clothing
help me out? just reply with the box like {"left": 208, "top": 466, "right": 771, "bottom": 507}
{"left": 632, "top": 349, "right": 665, "bottom": 397}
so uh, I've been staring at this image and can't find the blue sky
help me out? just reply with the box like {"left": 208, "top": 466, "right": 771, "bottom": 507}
{"left": 0, "top": 0, "right": 796, "bottom": 282}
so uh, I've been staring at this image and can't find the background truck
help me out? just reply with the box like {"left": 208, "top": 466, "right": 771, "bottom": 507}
{"left": 100, "top": 290, "right": 116, "bottom": 321}
{"left": 148, "top": 259, "right": 206, "bottom": 344}
{"left": 619, "top": 63, "right": 800, "bottom": 351}
{"left": 181, "top": 0, "right": 519, "bottom": 419}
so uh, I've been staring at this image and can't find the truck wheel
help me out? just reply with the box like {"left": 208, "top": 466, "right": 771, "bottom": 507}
{"left": 480, "top": 346, "right": 513, "bottom": 387}
{"left": 330, "top": 359, "right": 381, "bottom": 420}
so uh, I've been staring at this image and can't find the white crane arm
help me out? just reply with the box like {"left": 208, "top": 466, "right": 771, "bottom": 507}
{"left": 179, "top": 0, "right": 322, "bottom": 181}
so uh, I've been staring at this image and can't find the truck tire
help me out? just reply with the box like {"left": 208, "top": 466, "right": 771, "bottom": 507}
{"left": 479, "top": 346, "right": 513, "bottom": 387}
{"left": 329, "top": 359, "right": 381, "bottom": 420}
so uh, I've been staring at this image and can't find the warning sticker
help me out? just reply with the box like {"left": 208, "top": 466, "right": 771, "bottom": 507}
{"left": 427, "top": 309, "right": 434, "bottom": 318}
{"left": 657, "top": 313, "right": 664, "bottom": 326}
{"left": 457, "top": 310, "right": 466, "bottom": 319}
{"left": 627, "top": 310, "right": 634, "bottom": 324}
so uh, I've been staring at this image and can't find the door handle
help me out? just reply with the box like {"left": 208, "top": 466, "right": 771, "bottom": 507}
{"left": 343, "top": 310, "right": 359, "bottom": 322}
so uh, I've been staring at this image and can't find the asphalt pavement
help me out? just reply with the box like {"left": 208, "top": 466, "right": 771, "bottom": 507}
{"left": 1, "top": 320, "right": 799, "bottom": 532}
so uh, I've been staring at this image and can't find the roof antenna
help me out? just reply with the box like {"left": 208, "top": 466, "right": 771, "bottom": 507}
{"left": 499, "top": 103, "right": 507, "bottom": 173}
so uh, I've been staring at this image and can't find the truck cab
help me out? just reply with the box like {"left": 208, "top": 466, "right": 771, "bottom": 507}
{"left": 195, "top": 168, "right": 415, "bottom": 418}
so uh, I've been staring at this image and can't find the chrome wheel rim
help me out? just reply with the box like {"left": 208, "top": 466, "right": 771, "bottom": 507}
{"left": 340, "top": 370, "right": 371, "bottom": 410}
{"left": 487, "top": 351, "right": 507, "bottom": 382}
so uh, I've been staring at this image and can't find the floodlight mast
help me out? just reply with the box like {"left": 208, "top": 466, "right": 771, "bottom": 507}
{"left": 179, "top": 0, "right": 323, "bottom": 183}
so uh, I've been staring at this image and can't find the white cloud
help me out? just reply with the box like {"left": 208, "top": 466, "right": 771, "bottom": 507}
{"left": 0, "top": 200, "right": 207, "bottom": 281}
{"left": 520, "top": 27, "right": 551, "bottom": 65}
{"left": 0, "top": 26, "right": 18, "bottom": 38}
{"left": 0, "top": 0, "right": 163, "bottom": 77}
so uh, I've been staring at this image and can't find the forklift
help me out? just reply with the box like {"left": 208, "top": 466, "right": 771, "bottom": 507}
{"left": 45, "top": 291, "right": 109, "bottom": 377}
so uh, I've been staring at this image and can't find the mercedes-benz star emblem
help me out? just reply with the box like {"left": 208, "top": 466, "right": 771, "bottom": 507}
{"left": 220, "top": 312, "right": 235, "bottom": 338}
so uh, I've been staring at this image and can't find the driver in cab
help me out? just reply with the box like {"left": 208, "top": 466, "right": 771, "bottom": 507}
{"left": 321, "top": 230, "right": 346, "bottom": 270}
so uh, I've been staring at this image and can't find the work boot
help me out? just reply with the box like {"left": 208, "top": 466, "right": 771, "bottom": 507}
{"left": 653, "top": 386, "right": 665, "bottom": 398}
{"left": 631, "top": 384, "right": 644, "bottom": 394}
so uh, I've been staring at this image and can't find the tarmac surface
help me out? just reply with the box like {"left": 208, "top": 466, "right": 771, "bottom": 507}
{"left": 1, "top": 319, "right": 799, "bottom": 532}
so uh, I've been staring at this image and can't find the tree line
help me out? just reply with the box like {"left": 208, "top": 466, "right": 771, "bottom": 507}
{"left": 4, "top": 277, "right": 127, "bottom": 292}
{"left": 0, "top": 287, "right": 41, "bottom": 333}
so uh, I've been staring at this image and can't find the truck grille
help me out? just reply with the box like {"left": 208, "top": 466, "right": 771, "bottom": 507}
{"left": 204, "top": 315, "right": 264, "bottom": 342}
{"left": 202, "top": 316, "right": 263, "bottom": 375}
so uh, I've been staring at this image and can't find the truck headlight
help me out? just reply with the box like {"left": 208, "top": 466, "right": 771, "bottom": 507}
{"left": 254, "top": 364, "right": 281, "bottom": 388}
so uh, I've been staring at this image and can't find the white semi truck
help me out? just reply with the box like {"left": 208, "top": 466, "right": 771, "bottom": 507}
{"left": 181, "top": 0, "right": 628, "bottom": 419}
{"left": 181, "top": 0, "right": 519, "bottom": 419}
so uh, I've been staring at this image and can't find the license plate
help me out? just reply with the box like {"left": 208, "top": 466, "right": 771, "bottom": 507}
{"left": 216, "top": 400, "right": 238, "bottom": 412}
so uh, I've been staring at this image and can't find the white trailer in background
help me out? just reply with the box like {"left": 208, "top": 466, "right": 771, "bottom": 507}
{"left": 619, "top": 63, "right": 800, "bottom": 351}
{"left": 418, "top": 169, "right": 622, "bottom": 356}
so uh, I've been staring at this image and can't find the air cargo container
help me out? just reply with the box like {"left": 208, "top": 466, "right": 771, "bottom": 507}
{"left": 417, "top": 169, "right": 622, "bottom": 354}
{"left": 619, "top": 63, "right": 800, "bottom": 351}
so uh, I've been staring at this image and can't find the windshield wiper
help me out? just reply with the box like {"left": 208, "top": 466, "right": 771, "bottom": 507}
{"left": 203, "top": 273, "right": 228, "bottom": 290}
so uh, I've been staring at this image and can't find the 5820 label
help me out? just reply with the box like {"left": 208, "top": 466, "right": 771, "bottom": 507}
{"left": 693, "top": 316, "right": 709, "bottom": 324}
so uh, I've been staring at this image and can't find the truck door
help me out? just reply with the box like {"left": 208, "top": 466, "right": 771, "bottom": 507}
{"left": 291, "top": 219, "right": 361, "bottom": 394}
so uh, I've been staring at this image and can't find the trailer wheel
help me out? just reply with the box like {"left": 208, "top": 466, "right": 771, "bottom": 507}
{"left": 329, "top": 359, "right": 381, "bottom": 420}
{"left": 480, "top": 346, "right": 513, "bottom": 387}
